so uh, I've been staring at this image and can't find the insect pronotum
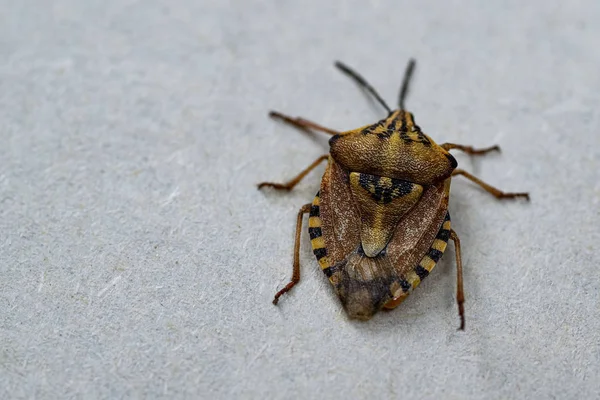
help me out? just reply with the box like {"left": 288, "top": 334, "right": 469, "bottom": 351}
{"left": 259, "top": 59, "right": 529, "bottom": 330}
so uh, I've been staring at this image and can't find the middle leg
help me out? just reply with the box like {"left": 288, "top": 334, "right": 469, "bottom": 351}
{"left": 272, "top": 203, "right": 312, "bottom": 305}
{"left": 452, "top": 169, "right": 530, "bottom": 200}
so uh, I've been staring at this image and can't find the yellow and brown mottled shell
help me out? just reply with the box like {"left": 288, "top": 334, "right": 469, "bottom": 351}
{"left": 309, "top": 156, "right": 451, "bottom": 320}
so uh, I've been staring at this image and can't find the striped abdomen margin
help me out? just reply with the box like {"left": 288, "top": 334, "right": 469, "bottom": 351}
{"left": 308, "top": 191, "right": 332, "bottom": 276}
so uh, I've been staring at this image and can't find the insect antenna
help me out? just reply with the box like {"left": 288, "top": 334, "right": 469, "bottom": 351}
{"left": 398, "top": 59, "right": 416, "bottom": 110}
{"left": 334, "top": 61, "right": 392, "bottom": 115}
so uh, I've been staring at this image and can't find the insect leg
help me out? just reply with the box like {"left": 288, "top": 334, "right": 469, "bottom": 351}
{"left": 452, "top": 169, "right": 530, "bottom": 200}
{"left": 258, "top": 155, "right": 329, "bottom": 191}
{"left": 273, "top": 203, "right": 312, "bottom": 305}
{"left": 441, "top": 143, "right": 500, "bottom": 155}
{"left": 269, "top": 111, "right": 340, "bottom": 135}
{"left": 449, "top": 230, "right": 465, "bottom": 331}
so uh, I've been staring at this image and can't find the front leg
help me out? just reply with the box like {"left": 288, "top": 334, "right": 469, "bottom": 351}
{"left": 441, "top": 143, "right": 500, "bottom": 155}
{"left": 269, "top": 111, "right": 340, "bottom": 136}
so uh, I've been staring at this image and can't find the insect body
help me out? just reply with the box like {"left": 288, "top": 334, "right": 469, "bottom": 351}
{"left": 259, "top": 60, "right": 529, "bottom": 329}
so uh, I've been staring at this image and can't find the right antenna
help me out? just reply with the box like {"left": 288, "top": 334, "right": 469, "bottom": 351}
{"left": 398, "top": 59, "right": 416, "bottom": 110}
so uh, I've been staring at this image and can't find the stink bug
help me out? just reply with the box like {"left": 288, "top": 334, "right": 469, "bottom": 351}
{"left": 259, "top": 59, "right": 529, "bottom": 329}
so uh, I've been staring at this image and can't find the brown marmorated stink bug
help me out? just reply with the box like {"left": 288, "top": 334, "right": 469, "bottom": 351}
{"left": 258, "top": 59, "right": 529, "bottom": 330}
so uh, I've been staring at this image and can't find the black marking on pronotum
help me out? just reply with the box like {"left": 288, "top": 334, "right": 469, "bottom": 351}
{"left": 379, "top": 115, "right": 397, "bottom": 139}
{"left": 416, "top": 131, "right": 431, "bottom": 146}
{"left": 308, "top": 227, "right": 322, "bottom": 240}
{"left": 399, "top": 130, "right": 412, "bottom": 143}
{"left": 399, "top": 114, "right": 408, "bottom": 132}
{"left": 362, "top": 119, "right": 385, "bottom": 136}
{"left": 360, "top": 127, "right": 372, "bottom": 136}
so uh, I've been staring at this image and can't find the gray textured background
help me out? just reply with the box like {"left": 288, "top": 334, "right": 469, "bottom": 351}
{"left": 1, "top": 1, "right": 599, "bottom": 399}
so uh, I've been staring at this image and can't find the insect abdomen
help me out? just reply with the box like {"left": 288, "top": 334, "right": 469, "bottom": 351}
{"left": 383, "top": 212, "right": 451, "bottom": 309}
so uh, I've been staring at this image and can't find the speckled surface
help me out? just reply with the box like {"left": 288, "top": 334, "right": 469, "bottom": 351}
{"left": 1, "top": 1, "right": 599, "bottom": 398}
